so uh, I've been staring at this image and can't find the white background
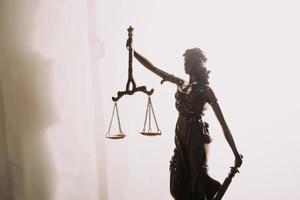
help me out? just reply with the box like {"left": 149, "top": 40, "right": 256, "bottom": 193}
{"left": 98, "top": 0, "right": 300, "bottom": 199}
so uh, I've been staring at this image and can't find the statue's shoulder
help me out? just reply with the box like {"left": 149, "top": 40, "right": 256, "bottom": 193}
{"left": 202, "top": 85, "right": 218, "bottom": 104}
{"left": 176, "top": 80, "right": 188, "bottom": 91}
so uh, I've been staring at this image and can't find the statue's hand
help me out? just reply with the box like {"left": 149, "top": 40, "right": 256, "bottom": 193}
{"left": 235, "top": 154, "right": 243, "bottom": 168}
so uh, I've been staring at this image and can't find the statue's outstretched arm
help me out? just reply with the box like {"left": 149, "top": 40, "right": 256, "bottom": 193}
{"left": 207, "top": 87, "right": 243, "bottom": 168}
{"left": 134, "top": 50, "right": 184, "bottom": 85}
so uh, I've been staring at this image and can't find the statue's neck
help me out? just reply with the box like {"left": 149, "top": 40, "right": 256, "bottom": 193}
{"left": 189, "top": 74, "right": 199, "bottom": 84}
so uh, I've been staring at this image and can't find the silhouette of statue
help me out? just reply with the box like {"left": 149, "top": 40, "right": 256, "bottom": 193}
{"left": 133, "top": 48, "right": 242, "bottom": 200}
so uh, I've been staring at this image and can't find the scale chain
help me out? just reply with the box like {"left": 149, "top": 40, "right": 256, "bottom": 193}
{"left": 107, "top": 102, "right": 116, "bottom": 135}
{"left": 142, "top": 97, "right": 150, "bottom": 132}
{"left": 115, "top": 102, "right": 123, "bottom": 133}
{"left": 149, "top": 97, "right": 160, "bottom": 132}
{"left": 148, "top": 96, "right": 151, "bottom": 132}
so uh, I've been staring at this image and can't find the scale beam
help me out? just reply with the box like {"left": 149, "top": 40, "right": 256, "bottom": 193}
{"left": 112, "top": 86, "right": 154, "bottom": 102}
{"left": 112, "top": 26, "right": 154, "bottom": 102}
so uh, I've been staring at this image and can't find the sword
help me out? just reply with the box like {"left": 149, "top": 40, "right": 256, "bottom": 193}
{"left": 213, "top": 155, "right": 243, "bottom": 200}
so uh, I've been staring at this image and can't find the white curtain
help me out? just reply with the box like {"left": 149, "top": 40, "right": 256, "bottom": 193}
{"left": 0, "top": 0, "right": 106, "bottom": 199}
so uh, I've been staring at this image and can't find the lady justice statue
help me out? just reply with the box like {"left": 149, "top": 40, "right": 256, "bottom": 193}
{"left": 133, "top": 46, "right": 243, "bottom": 199}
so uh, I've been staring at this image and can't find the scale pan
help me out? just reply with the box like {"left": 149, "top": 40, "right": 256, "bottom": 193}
{"left": 106, "top": 133, "right": 126, "bottom": 139}
{"left": 140, "top": 131, "right": 162, "bottom": 136}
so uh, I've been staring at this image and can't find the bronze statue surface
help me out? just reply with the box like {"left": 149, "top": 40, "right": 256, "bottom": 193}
{"left": 134, "top": 47, "right": 243, "bottom": 200}
{"left": 107, "top": 26, "right": 243, "bottom": 200}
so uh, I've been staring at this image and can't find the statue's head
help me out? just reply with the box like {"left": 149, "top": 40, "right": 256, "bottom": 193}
{"left": 183, "top": 48, "right": 210, "bottom": 84}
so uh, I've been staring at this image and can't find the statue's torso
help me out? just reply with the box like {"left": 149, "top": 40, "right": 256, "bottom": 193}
{"left": 175, "top": 82, "right": 209, "bottom": 118}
